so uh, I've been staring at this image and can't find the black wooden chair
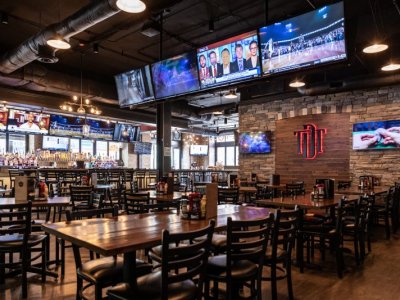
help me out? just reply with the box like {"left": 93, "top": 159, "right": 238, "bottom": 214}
{"left": 124, "top": 192, "right": 150, "bottom": 214}
{"left": 284, "top": 182, "right": 306, "bottom": 196}
{"left": 66, "top": 206, "right": 152, "bottom": 300}
{"left": 217, "top": 187, "right": 240, "bottom": 204}
{"left": 70, "top": 185, "right": 94, "bottom": 211}
{"left": 204, "top": 215, "right": 274, "bottom": 300}
{"left": 108, "top": 220, "right": 215, "bottom": 300}
{"left": 0, "top": 201, "right": 47, "bottom": 299}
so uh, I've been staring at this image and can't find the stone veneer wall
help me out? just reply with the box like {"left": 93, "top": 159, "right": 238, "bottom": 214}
{"left": 239, "top": 84, "right": 400, "bottom": 187}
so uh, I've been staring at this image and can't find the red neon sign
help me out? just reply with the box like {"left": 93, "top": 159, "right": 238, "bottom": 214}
{"left": 294, "top": 123, "right": 327, "bottom": 160}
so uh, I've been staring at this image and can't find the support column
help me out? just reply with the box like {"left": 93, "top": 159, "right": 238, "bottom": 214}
{"left": 156, "top": 102, "right": 171, "bottom": 179}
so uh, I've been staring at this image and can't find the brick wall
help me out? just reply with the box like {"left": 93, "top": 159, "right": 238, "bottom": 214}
{"left": 239, "top": 84, "right": 400, "bottom": 187}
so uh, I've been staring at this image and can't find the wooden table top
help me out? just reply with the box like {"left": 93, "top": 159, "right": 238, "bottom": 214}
{"left": 0, "top": 196, "right": 70, "bottom": 207}
{"left": 42, "top": 204, "right": 271, "bottom": 256}
{"left": 256, "top": 193, "right": 358, "bottom": 209}
{"left": 335, "top": 186, "right": 390, "bottom": 195}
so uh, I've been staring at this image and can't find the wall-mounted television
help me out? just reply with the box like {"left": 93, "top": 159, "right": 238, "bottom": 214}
{"left": 86, "top": 119, "right": 115, "bottom": 140}
{"left": 0, "top": 110, "right": 8, "bottom": 130}
{"left": 115, "top": 65, "right": 155, "bottom": 107}
{"left": 260, "top": 1, "right": 346, "bottom": 75}
{"left": 133, "top": 141, "right": 152, "bottom": 154}
{"left": 113, "top": 124, "right": 140, "bottom": 142}
{"left": 353, "top": 120, "right": 400, "bottom": 150}
{"left": 239, "top": 131, "right": 272, "bottom": 154}
{"left": 197, "top": 30, "right": 261, "bottom": 89}
{"left": 49, "top": 115, "right": 85, "bottom": 137}
{"left": 151, "top": 51, "right": 200, "bottom": 99}
{"left": 42, "top": 136, "right": 69, "bottom": 151}
{"left": 190, "top": 144, "right": 208, "bottom": 156}
{"left": 7, "top": 109, "right": 50, "bottom": 134}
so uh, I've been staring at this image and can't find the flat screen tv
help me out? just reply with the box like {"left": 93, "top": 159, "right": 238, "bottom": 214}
{"left": 352, "top": 120, "right": 400, "bottom": 150}
{"left": 42, "top": 136, "right": 69, "bottom": 151}
{"left": 197, "top": 30, "right": 261, "bottom": 89}
{"left": 7, "top": 109, "right": 50, "bottom": 134}
{"left": 113, "top": 124, "right": 140, "bottom": 142}
{"left": 239, "top": 131, "right": 271, "bottom": 154}
{"left": 86, "top": 119, "right": 115, "bottom": 140}
{"left": 190, "top": 144, "right": 208, "bottom": 156}
{"left": 259, "top": 1, "right": 346, "bottom": 75}
{"left": 151, "top": 51, "right": 200, "bottom": 99}
{"left": 114, "top": 65, "right": 155, "bottom": 107}
{"left": 49, "top": 115, "right": 85, "bottom": 137}
{"left": 0, "top": 110, "right": 8, "bottom": 130}
{"left": 133, "top": 141, "right": 152, "bottom": 154}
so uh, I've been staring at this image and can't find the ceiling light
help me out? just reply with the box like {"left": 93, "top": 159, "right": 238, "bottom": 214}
{"left": 381, "top": 63, "right": 400, "bottom": 71}
{"left": 47, "top": 35, "right": 71, "bottom": 50}
{"left": 209, "top": 19, "right": 214, "bottom": 33}
{"left": 93, "top": 43, "right": 99, "bottom": 54}
{"left": 224, "top": 90, "right": 238, "bottom": 99}
{"left": 362, "top": 43, "right": 388, "bottom": 54}
{"left": 85, "top": 98, "right": 90, "bottom": 105}
{"left": 1, "top": 12, "right": 8, "bottom": 25}
{"left": 72, "top": 95, "right": 78, "bottom": 101}
{"left": 77, "top": 106, "right": 86, "bottom": 114}
{"left": 116, "top": 0, "right": 146, "bottom": 13}
{"left": 37, "top": 45, "right": 59, "bottom": 64}
{"left": 289, "top": 80, "right": 306, "bottom": 88}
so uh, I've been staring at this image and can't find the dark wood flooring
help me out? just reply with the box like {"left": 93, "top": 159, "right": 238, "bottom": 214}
{"left": 1, "top": 225, "right": 400, "bottom": 299}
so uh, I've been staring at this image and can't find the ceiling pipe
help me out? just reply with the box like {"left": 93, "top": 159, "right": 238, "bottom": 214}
{"left": 0, "top": 0, "right": 121, "bottom": 74}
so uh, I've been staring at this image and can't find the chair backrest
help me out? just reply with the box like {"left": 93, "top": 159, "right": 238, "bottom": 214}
{"left": 271, "top": 208, "right": 300, "bottom": 258}
{"left": 337, "top": 180, "right": 351, "bottom": 189}
{"left": 218, "top": 187, "right": 239, "bottom": 204}
{"left": 70, "top": 185, "right": 93, "bottom": 209}
{"left": 285, "top": 182, "right": 305, "bottom": 196}
{"left": 358, "top": 194, "right": 375, "bottom": 228}
{"left": 160, "top": 220, "right": 215, "bottom": 300}
{"left": 92, "top": 192, "right": 104, "bottom": 209}
{"left": 124, "top": 192, "right": 150, "bottom": 214}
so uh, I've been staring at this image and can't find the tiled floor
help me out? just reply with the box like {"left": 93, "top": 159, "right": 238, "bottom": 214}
{"left": 1, "top": 226, "right": 400, "bottom": 299}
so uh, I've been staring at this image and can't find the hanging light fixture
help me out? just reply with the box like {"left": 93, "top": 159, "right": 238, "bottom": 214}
{"left": 289, "top": 80, "right": 306, "bottom": 88}
{"left": 362, "top": 1, "right": 388, "bottom": 54}
{"left": 224, "top": 89, "right": 238, "bottom": 99}
{"left": 381, "top": 62, "right": 400, "bottom": 71}
{"left": 47, "top": 34, "right": 71, "bottom": 49}
{"left": 363, "top": 43, "right": 388, "bottom": 54}
{"left": 116, "top": 0, "right": 146, "bottom": 13}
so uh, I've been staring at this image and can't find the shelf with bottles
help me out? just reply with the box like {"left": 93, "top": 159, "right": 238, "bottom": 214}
{"left": 0, "top": 152, "right": 38, "bottom": 167}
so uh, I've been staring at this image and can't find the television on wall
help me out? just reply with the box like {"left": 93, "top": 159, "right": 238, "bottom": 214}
{"left": 113, "top": 124, "right": 141, "bottom": 142}
{"left": 86, "top": 119, "right": 115, "bottom": 140}
{"left": 190, "top": 144, "right": 208, "bottom": 156}
{"left": 133, "top": 141, "right": 152, "bottom": 154}
{"left": 239, "top": 131, "right": 272, "bottom": 154}
{"left": 0, "top": 110, "right": 8, "bottom": 130}
{"left": 7, "top": 109, "right": 50, "bottom": 134}
{"left": 42, "top": 136, "right": 69, "bottom": 151}
{"left": 197, "top": 30, "right": 261, "bottom": 89}
{"left": 151, "top": 51, "right": 200, "bottom": 99}
{"left": 259, "top": 1, "right": 346, "bottom": 75}
{"left": 49, "top": 115, "right": 85, "bottom": 137}
{"left": 352, "top": 120, "right": 400, "bottom": 150}
{"left": 114, "top": 65, "right": 155, "bottom": 107}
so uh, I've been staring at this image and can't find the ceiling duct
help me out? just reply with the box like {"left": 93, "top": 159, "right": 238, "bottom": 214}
{"left": 36, "top": 45, "right": 59, "bottom": 64}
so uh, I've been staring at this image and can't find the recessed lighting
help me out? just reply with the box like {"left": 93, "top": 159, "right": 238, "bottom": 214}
{"left": 289, "top": 80, "right": 305, "bottom": 88}
{"left": 362, "top": 43, "right": 388, "bottom": 54}
{"left": 116, "top": 0, "right": 146, "bottom": 13}
{"left": 381, "top": 63, "right": 400, "bottom": 71}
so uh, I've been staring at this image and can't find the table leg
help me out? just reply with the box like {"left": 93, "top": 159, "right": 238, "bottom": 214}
{"left": 123, "top": 251, "right": 137, "bottom": 288}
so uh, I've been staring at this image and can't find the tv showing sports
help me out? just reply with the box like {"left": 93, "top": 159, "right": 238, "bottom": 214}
{"left": 113, "top": 124, "right": 140, "bottom": 142}
{"left": 197, "top": 30, "right": 261, "bottom": 89}
{"left": 42, "top": 136, "right": 69, "bottom": 151}
{"left": 151, "top": 51, "right": 200, "bottom": 99}
{"left": 133, "top": 141, "right": 152, "bottom": 154}
{"left": 49, "top": 115, "right": 85, "bottom": 137}
{"left": 0, "top": 110, "right": 8, "bottom": 130}
{"left": 86, "top": 119, "right": 115, "bottom": 140}
{"left": 260, "top": 1, "right": 346, "bottom": 75}
{"left": 7, "top": 109, "right": 50, "bottom": 134}
{"left": 239, "top": 131, "right": 271, "bottom": 154}
{"left": 353, "top": 120, "right": 400, "bottom": 150}
{"left": 115, "top": 65, "right": 155, "bottom": 107}
{"left": 190, "top": 144, "right": 208, "bottom": 156}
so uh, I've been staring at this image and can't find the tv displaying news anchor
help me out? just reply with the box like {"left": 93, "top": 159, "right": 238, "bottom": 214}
{"left": 196, "top": 30, "right": 261, "bottom": 89}
{"left": 7, "top": 109, "right": 50, "bottom": 134}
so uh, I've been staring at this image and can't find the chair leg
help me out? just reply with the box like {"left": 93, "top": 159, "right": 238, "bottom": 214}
{"left": 42, "top": 241, "right": 47, "bottom": 283}
{"left": 76, "top": 276, "right": 83, "bottom": 300}
{"left": 271, "top": 262, "right": 278, "bottom": 300}
{"left": 286, "top": 259, "right": 294, "bottom": 300}
{"left": 353, "top": 235, "right": 360, "bottom": 266}
{"left": 61, "top": 239, "right": 66, "bottom": 278}
{"left": 22, "top": 250, "right": 28, "bottom": 299}
{"left": 0, "top": 252, "right": 5, "bottom": 284}
{"left": 95, "top": 284, "right": 103, "bottom": 300}
{"left": 385, "top": 214, "right": 391, "bottom": 239}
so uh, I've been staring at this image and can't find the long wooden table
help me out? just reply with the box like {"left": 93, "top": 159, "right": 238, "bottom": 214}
{"left": 335, "top": 186, "right": 390, "bottom": 196}
{"left": 42, "top": 204, "right": 271, "bottom": 285}
{"left": 0, "top": 196, "right": 70, "bottom": 207}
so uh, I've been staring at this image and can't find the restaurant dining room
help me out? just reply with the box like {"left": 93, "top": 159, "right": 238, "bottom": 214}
{"left": 1, "top": 0, "right": 400, "bottom": 299}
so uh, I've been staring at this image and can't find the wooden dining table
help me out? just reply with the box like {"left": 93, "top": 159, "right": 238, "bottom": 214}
{"left": 335, "top": 186, "right": 390, "bottom": 196}
{"left": 41, "top": 204, "right": 271, "bottom": 286}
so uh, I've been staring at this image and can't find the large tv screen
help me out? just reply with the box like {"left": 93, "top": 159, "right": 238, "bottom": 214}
{"left": 42, "top": 136, "right": 69, "bottom": 151}
{"left": 260, "top": 1, "right": 346, "bottom": 75}
{"left": 115, "top": 65, "right": 155, "bottom": 107}
{"left": 190, "top": 144, "right": 208, "bottom": 156}
{"left": 239, "top": 131, "right": 271, "bottom": 154}
{"left": 113, "top": 124, "right": 140, "bottom": 142}
{"left": 151, "top": 52, "right": 200, "bottom": 99}
{"left": 7, "top": 109, "right": 50, "bottom": 134}
{"left": 86, "top": 119, "right": 115, "bottom": 140}
{"left": 49, "top": 115, "right": 85, "bottom": 137}
{"left": 0, "top": 110, "right": 8, "bottom": 130}
{"left": 353, "top": 120, "right": 400, "bottom": 150}
{"left": 197, "top": 30, "right": 261, "bottom": 89}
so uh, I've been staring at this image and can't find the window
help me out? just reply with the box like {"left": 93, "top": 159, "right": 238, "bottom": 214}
{"left": 216, "top": 147, "right": 225, "bottom": 166}
{"left": 172, "top": 148, "right": 180, "bottom": 169}
{"left": 215, "top": 135, "right": 239, "bottom": 166}
{"left": 96, "top": 141, "right": 108, "bottom": 157}
{"left": 225, "top": 146, "right": 235, "bottom": 166}
{"left": 0, "top": 133, "right": 6, "bottom": 153}
{"left": 109, "top": 142, "right": 120, "bottom": 160}
{"left": 9, "top": 134, "right": 25, "bottom": 155}
{"left": 81, "top": 139, "right": 93, "bottom": 155}
{"left": 70, "top": 138, "right": 80, "bottom": 153}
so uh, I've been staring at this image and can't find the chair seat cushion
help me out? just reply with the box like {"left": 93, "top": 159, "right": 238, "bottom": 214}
{"left": 78, "top": 257, "right": 151, "bottom": 284}
{"left": 0, "top": 234, "right": 46, "bottom": 248}
{"left": 149, "top": 243, "right": 188, "bottom": 262}
{"left": 206, "top": 255, "right": 258, "bottom": 280}
{"left": 107, "top": 271, "right": 197, "bottom": 300}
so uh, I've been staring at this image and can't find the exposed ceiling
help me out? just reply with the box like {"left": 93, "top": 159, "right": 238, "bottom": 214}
{"left": 0, "top": 0, "right": 399, "bottom": 132}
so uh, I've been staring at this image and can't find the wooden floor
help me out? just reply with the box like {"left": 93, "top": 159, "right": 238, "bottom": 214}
{"left": 1, "top": 226, "right": 400, "bottom": 299}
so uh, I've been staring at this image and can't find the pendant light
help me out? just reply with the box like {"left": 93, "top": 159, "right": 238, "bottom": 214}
{"left": 362, "top": 0, "right": 388, "bottom": 54}
{"left": 289, "top": 80, "right": 306, "bottom": 88}
{"left": 116, "top": 0, "right": 146, "bottom": 13}
{"left": 46, "top": 0, "right": 71, "bottom": 50}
